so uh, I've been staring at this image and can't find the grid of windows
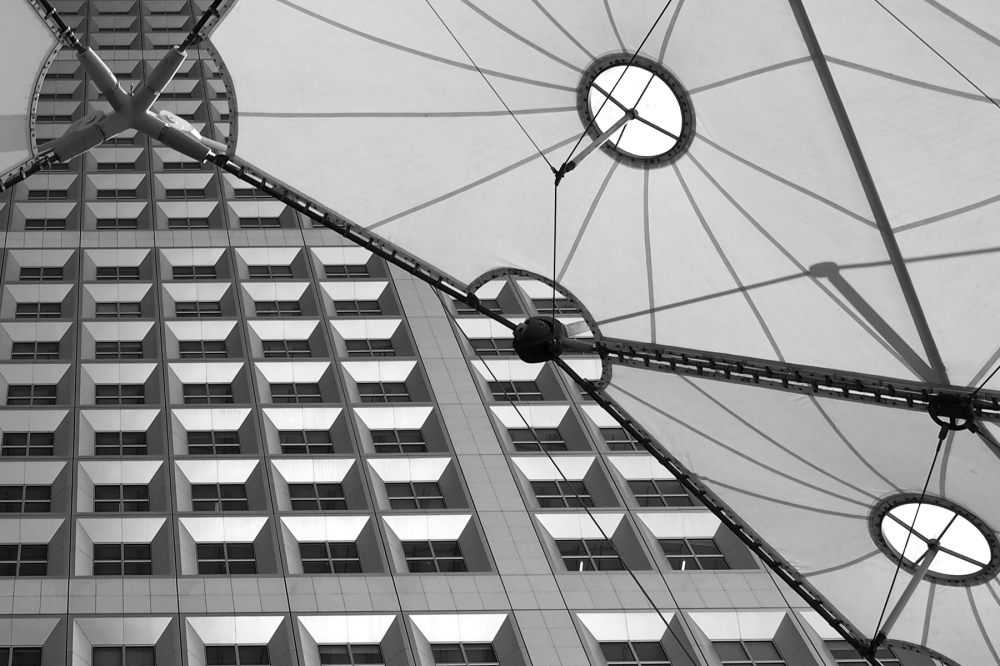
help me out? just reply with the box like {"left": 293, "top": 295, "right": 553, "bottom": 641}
{"left": 825, "top": 641, "right": 901, "bottom": 666}
{"left": 371, "top": 429, "right": 425, "bottom": 454}
{"left": 403, "top": 540, "right": 466, "bottom": 572}
{"left": 299, "top": 541, "right": 362, "bottom": 573}
{"left": 386, "top": 481, "right": 446, "bottom": 509}
{"left": 271, "top": 383, "right": 322, "bottom": 404}
{"left": 488, "top": 381, "right": 541, "bottom": 401}
{"left": 206, "top": 646, "right": 270, "bottom": 665}
{"left": 93, "top": 543, "right": 152, "bottom": 575}
{"left": 324, "top": 264, "right": 369, "bottom": 279}
{"left": 94, "top": 484, "right": 150, "bottom": 512}
{"left": 455, "top": 299, "right": 501, "bottom": 315}
{"left": 248, "top": 265, "right": 293, "bottom": 280}
{"left": 95, "top": 432, "right": 148, "bottom": 456}
{"left": 179, "top": 340, "right": 228, "bottom": 358}
{"left": 0, "top": 544, "right": 47, "bottom": 576}
{"left": 628, "top": 480, "right": 695, "bottom": 507}
{"left": 470, "top": 338, "right": 515, "bottom": 356}
{"left": 96, "top": 384, "right": 145, "bottom": 405}
{"left": 184, "top": 383, "right": 235, "bottom": 404}
{"left": 279, "top": 430, "right": 333, "bottom": 454}
{"left": 659, "top": 538, "right": 729, "bottom": 571}
{"left": 0, "top": 648, "right": 43, "bottom": 666}
{"left": 10, "top": 342, "right": 59, "bottom": 360}
{"left": 96, "top": 266, "right": 140, "bottom": 281}
{"left": 431, "top": 644, "right": 499, "bottom": 666}
{"left": 197, "top": 543, "right": 257, "bottom": 574}
{"left": 334, "top": 300, "right": 381, "bottom": 316}
{"left": 318, "top": 645, "right": 384, "bottom": 665}
{"left": 345, "top": 339, "right": 394, "bottom": 357}
{"left": 19, "top": 267, "right": 62, "bottom": 281}
{"left": 192, "top": 483, "right": 249, "bottom": 511}
{"left": 7, "top": 385, "right": 57, "bottom": 405}
{"left": 508, "top": 428, "right": 566, "bottom": 452}
{"left": 1, "top": 433, "right": 54, "bottom": 457}
{"left": 600, "top": 642, "right": 671, "bottom": 666}
{"left": 0, "top": 485, "right": 50, "bottom": 513}
{"left": 357, "top": 382, "right": 408, "bottom": 403}
{"left": 714, "top": 641, "right": 786, "bottom": 666}
{"left": 557, "top": 539, "right": 624, "bottom": 571}
{"left": 530, "top": 480, "right": 592, "bottom": 508}
{"left": 289, "top": 483, "right": 346, "bottom": 510}
{"left": 188, "top": 431, "right": 241, "bottom": 455}
{"left": 173, "top": 266, "right": 216, "bottom": 280}
{"left": 601, "top": 427, "right": 639, "bottom": 451}
{"left": 92, "top": 646, "right": 156, "bottom": 666}
{"left": 255, "top": 301, "right": 301, "bottom": 317}
{"left": 14, "top": 303, "right": 60, "bottom": 319}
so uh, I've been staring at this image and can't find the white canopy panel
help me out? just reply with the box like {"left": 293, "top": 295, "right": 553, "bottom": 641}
{"left": 0, "top": 0, "right": 57, "bottom": 177}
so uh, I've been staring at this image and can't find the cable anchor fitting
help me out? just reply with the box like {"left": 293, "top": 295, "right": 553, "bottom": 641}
{"left": 927, "top": 392, "right": 978, "bottom": 437}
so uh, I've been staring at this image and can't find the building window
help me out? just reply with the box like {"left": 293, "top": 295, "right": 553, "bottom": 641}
{"left": 431, "top": 644, "right": 499, "bottom": 666}
{"left": 96, "top": 302, "right": 142, "bottom": 318}
{"left": 508, "top": 428, "right": 566, "bottom": 452}
{"left": 179, "top": 340, "right": 228, "bottom": 358}
{"left": 96, "top": 218, "right": 139, "bottom": 230}
{"left": 95, "top": 384, "right": 145, "bottom": 405}
{"left": 248, "top": 265, "right": 293, "bottom": 280}
{"left": 289, "top": 483, "right": 346, "bottom": 510}
{"left": 95, "top": 341, "right": 144, "bottom": 359}
{"left": 172, "top": 266, "right": 216, "bottom": 280}
{"left": 659, "top": 538, "right": 729, "bottom": 571}
{"left": 197, "top": 543, "right": 257, "bottom": 574}
{"left": 324, "top": 265, "right": 369, "bottom": 279}
{"left": 168, "top": 217, "right": 210, "bottom": 229}
{"left": 94, "top": 484, "right": 150, "bottom": 512}
{"left": 206, "top": 646, "right": 269, "bottom": 666}
{"left": 628, "top": 475, "right": 696, "bottom": 504}
{"left": 19, "top": 267, "right": 62, "bottom": 281}
{"left": 454, "top": 299, "right": 501, "bottom": 315}
{"left": 24, "top": 218, "right": 66, "bottom": 230}
{"left": 488, "top": 381, "right": 541, "bottom": 402}
{"left": 371, "top": 429, "right": 425, "bottom": 454}
{"left": 183, "top": 384, "right": 234, "bottom": 404}
{"left": 95, "top": 432, "right": 148, "bottom": 456}
{"left": 1, "top": 433, "right": 54, "bottom": 457}
{"left": 26, "top": 190, "right": 68, "bottom": 201}
{"left": 386, "top": 482, "right": 445, "bottom": 509}
{"left": 255, "top": 301, "right": 301, "bottom": 317}
{"left": 403, "top": 540, "right": 466, "bottom": 572}
{"left": 97, "top": 161, "right": 137, "bottom": 171}
{"left": 188, "top": 431, "right": 240, "bottom": 455}
{"left": 533, "top": 298, "right": 579, "bottom": 317}
{"left": 557, "top": 539, "right": 624, "bottom": 571}
{"left": 0, "top": 544, "right": 47, "bottom": 575}
{"left": 299, "top": 541, "right": 362, "bottom": 573}
{"left": 176, "top": 301, "right": 222, "bottom": 318}
{"left": 0, "top": 485, "right": 51, "bottom": 513}
{"left": 600, "top": 641, "right": 671, "bottom": 666}
{"left": 93, "top": 543, "right": 152, "bottom": 575}
{"left": 318, "top": 645, "right": 384, "bottom": 665}
{"left": 15, "top": 303, "right": 60, "bottom": 319}
{"left": 96, "top": 266, "right": 140, "bottom": 281}
{"left": 239, "top": 217, "right": 281, "bottom": 229}
{"left": 825, "top": 641, "right": 901, "bottom": 666}
{"left": 345, "top": 339, "right": 394, "bottom": 357}
{"left": 357, "top": 382, "right": 408, "bottom": 403}
{"left": 279, "top": 430, "right": 333, "bottom": 454}
{"left": 601, "top": 427, "right": 639, "bottom": 451}
{"left": 470, "top": 338, "right": 515, "bottom": 356}
{"left": 714, "top": 641, "right": 786, "bottom": 666}
{"left": 11, "top": 342, "right": 59, "bottom": 360}
{"left": 165, "top": 188, "right": 206, "bottom": 199}
{"left": 191, "top": 483, "right": 249, "bottom": 511}
{"left": 92, "top": 646, "right": 156, "bottom": 666}
{"left": 334, "top": 300, "right": 382, "bottom": 317}
{"left": 270, "top": 383, "right": 322, "bottom": 404}
{"left": 531, "top": 481, "right": 593, "bottom": 508}
{"left": 0, "top": 648, "right": 43, "bottom": 666}
{"left": 163, "top": 161, "right": 203, "bottom": 172}
{"left": 7, "top": 385, "right": 57, "bottom": 406}
{"left": 262, "top": 340, "right": 310, "bottom": 358}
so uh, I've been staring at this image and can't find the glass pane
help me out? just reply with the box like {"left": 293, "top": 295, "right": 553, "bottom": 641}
{"left": 714, "top": 642, "right": 748, "bottom": 662}
{"left": 600, "top": 643, "right": 632, "bottom": 662}
{"left": 745, "top": 641, "right": 782, "bottom": 661}
{"left": 92, "top": 647, "right": 123, "bottom": 666}
{"left": 431, "top": 644, "right": 464, "bottom": 664}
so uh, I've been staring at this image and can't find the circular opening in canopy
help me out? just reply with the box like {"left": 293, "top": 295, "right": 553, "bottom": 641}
{"left": 871, "top": 495, "right": 1000, "bottom": 585}
{"left": 578, "top": 55, "right": 694, "bottom": 167}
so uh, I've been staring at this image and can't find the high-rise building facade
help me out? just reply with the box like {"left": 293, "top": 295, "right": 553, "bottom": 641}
{"left": 0, "top": 2, "right": 937, "bottom": 665}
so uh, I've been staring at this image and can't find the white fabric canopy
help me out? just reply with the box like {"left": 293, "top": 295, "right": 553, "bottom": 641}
{"left": 0, "top": 0, "right": 58, "bottom": 178}
{"left": 205, "top": 1, "right": 1000, "bottom": 663}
